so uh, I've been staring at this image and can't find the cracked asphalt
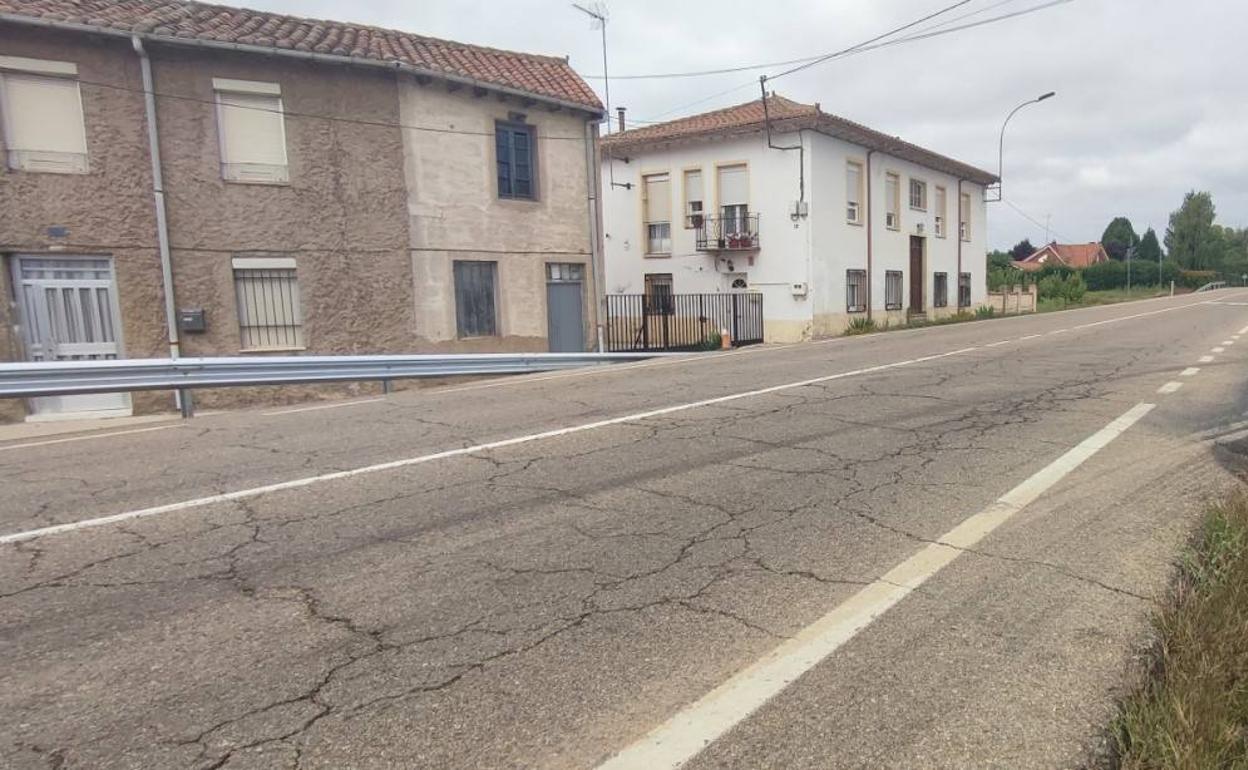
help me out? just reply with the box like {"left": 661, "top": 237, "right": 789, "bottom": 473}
{"left": 4, "top": 291, "right": 1248, "bottom": 769}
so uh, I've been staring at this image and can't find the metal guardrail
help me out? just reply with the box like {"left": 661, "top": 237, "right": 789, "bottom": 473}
{"left": 1196, "top": 281, "right": 1228, "bottom": 292}
{"left": 0, "top": 352, "right": 679, "bottom": 417}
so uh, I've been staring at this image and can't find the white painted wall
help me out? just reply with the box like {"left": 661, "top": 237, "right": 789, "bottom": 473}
{"left": 602, "top": 128, "right": 989, "bottom": 342}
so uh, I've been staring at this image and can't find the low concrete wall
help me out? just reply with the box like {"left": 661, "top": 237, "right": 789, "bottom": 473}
{"left": 986, "top": 285, "right": 1038, "bottom": 315}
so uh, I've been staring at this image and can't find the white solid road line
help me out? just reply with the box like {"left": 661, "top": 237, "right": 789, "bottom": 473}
{"left": 0, "top": 347, "right": 979, "bottom": 545}
{"left": 1199, "top": 355, "right": 1215, "bottom": 364}
{"left": 1158, "top": 381, "right": 1184, "bottom": 394}
{"left": 595, "top": 402, "right": 1156, "bottom": 770}
{"left": 0, "top": 424, "right": 181, "bottom": 452}
{"left": 0, "top": 296, "right": 1237, "bottom": 546}
{"left": 261, "top": 397, "right": 387, "bottom": 416}
{"left": 1180, "top": 367, "right": 1201, "bottom": 377}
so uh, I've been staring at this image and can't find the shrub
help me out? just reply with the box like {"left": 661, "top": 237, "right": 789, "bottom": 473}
{"left": 1178, "top": 269, "right": 1219, "bottom": 289}
{"left": 974, "top": 305, "right": 996, "bottom": 319}
{"left": 1064, "top": 273, "right": 1087, "bottom": 303}
{"left": 1083, "top": 260, "right": 1126, "bottom": 290}
{"left": 1038, "top": 274, "right": 1066, "bottom": 300}
{"left": 845, "top": 317, "right": 876, "bottom": 335}
{"left": 699, "top": 330, "right": 722, "bottom": 350}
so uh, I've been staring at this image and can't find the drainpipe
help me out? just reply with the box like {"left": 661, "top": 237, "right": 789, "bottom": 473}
{"left": 132, "top": 36, "right": 189, "bottom": 414}
{"left": 956, "top": 178, "right": 964, "bottom": 308}
{"left": 584, "top": 119, "right": 606, "bottom": 352}
{"left": 865, "top": 149, "right": 876, "bottom": 321}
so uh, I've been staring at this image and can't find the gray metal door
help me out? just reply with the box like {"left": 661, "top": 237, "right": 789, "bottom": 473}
{"left": 546, "top": 263, "right": 585, "bottom": 352}
{"left": 13, "top": 255, "right": 131, "bottom": 418}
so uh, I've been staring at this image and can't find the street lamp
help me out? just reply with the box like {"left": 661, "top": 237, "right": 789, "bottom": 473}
{"left": 994, "top": 91, "right": 1055, "bottom": 203}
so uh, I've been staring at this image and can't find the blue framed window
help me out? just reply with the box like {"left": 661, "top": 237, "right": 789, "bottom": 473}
{"left": 496, "top": 122, "right": 536, "bottom": 200}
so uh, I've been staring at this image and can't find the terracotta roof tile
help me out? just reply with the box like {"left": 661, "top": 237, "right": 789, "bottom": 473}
{"left": 604, "top": 94, "right": 996, "bottom": 185}
{"left": 0, "top": 0, "right": 603, "bottom": 110}
{"left": 1015, "top": 242, "right": 1109, "bottom": 270}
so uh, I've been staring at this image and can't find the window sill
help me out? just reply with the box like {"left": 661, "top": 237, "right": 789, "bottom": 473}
{"left": 239, "top": 346, "right": 306, "bottom": 354}
{"left": 884, "top": 304, "right": 902, "bottom": 311}
{"left": 644, "top": 252, "right": 672, "bottom": 258}
{"left": 846, "top": 219, "right": 863, "bottom": 227}
{"left": 497, "top": 195, "right": 540, "bottom": 204}
{"left": 910, "top": 206, "right": 927, "bottom": 213}
{"left": 847, "top": 306, "right": 867, "bottom": 314}
{"left": 224, "top": 177, "right": 291, "bottom": 187}
{"left": 886, "top": 226, "right": 900, "bottom": 232}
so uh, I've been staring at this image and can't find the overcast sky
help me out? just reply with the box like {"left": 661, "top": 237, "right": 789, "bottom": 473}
{"left": 247, "top": 0, "right": 1247, "bottom": 251}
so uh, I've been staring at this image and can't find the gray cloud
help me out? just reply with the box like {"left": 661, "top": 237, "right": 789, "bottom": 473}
{"left": 245, "top": 0, "right": 1248, "bottom": 249}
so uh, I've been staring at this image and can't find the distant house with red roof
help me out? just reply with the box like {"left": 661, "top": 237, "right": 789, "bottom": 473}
{"left": 1013, "top": 242, "right": 1111, "bottom": 272}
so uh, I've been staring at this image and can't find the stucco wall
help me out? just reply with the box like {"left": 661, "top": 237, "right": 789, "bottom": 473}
{"left": 399, "top": 81, "right": 598, "bottom": 350}
{"left": 602, "top": 127, "right": 991, "bottom": 342}
{"left": 0, "top": 29, "right": 169, "bottom": 418}
{"left": 151, "top": 46, "right": 413, "bottom": 379}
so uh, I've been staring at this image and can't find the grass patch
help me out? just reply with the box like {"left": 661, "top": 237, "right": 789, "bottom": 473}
{"left": 1111, "top": 493, "right": 1248, "bottom": 769}
{"left": 1038, "top": 286, "right": 1171, "bottom": 313}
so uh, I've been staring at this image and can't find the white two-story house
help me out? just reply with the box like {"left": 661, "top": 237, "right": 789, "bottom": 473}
{"left": 601, "top": 95, "right": 997, "bottom": 342}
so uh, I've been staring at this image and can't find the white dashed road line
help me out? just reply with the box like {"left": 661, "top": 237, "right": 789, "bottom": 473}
{"left": 1213, "top": 347, "right": 1226, "bottom": 353}
{"left": 1180, "top": 367, "right": 1201, "bottom": 377}
{"left": 1199, "top": 355, "right": 1215, "bottom": 363}
{"left": 1158, "top": 381, "right": 1184, "bottom": 394}
{"left": 595, "top": 402, "right": 1157, "bottom": 770}
{"left": 1222, "top": 340, "right": 1236, "bottom": 346}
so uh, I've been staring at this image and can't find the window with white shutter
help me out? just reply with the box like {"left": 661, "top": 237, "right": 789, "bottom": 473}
{"left": 214, "top": 78, "right": 289, "bottom": 184}
{"left": 642, "top": 173, "right": 672, "bottom": 255}
{"left": 0, "top": 56, "right": 88, "bottom": 174}
{"left": 846, "top": 161, "right": 863, "bottom": 224}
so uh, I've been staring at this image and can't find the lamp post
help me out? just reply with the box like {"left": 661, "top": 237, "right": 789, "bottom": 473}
{"left": 996, "top": 91, "right": 1055, "bottom": 202}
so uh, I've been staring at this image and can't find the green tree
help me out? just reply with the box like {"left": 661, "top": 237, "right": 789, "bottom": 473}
{"left": 1009, "top": 238, "right": 1036, "bottom": 261}
{"left": 1137, "top": 227, "right": 1162, "bottom": 263}
{"left": 1165, "top": 191, "right": 1217, "bottom": 269}
{"left": 1101, "top": 217, "right": 1139, "bottom": 261}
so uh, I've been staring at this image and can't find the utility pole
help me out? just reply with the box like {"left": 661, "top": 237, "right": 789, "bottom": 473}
{"left": 1045, "top": 214, "right": 1051, "bottom": 244}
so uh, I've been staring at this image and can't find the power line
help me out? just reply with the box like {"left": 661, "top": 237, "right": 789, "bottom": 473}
{"left": 767, "top": 0, "right": 974, "bottom": 81}
{"left": 587, "top": 0, "right": 1027, "bottom": 80}
{"left": 1002, "top": 198, "right": 1072, "bottom": 244}
{"left": 72, "top": 76, "right": 593, "bottom": 142}
{"left": 627, "top": 0, "right": 1073, "bottom": 124}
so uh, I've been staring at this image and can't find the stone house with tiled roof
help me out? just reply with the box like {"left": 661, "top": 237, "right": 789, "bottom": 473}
{"left": 1012, "top": 242, "right": 1110, "bottom": 272}
{"left": 0, "top": 0, "right": 604, "bottom": 421}
{"left": 601, "top": 95, "right": 997, "bottom": 341}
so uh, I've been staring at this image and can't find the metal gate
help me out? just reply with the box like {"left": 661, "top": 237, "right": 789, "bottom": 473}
{"left": 605, "top": 292, "right": 763, "bottom": 352}
{"left": 12, "top": 256, "right": 131, "bottom": 418}
{"left": 546, "top": 263, "right": 585, "bottom": 352}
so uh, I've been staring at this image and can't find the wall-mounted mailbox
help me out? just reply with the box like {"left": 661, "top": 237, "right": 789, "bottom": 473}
{"left": 178, "top": 308, "right": 206, "bottom": 333}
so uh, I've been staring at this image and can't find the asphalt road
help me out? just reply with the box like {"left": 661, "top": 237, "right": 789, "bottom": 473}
{"left": 4, "top": 290, "right": 1248, "bottom": 769}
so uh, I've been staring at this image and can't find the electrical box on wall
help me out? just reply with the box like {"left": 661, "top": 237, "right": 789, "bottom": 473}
{"left": 791, "top": 282, "right": 809, "bottom": 297}
{"left": 178, "top": 308, "right": 206, "bottom": 333}
{"left": 791, "top": 200, "right": 809, "bottom": 220}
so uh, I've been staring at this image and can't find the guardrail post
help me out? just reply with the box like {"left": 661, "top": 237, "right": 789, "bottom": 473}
{"left": 178, "top": 388, "right": 195, "bottom": 419}
{"left": 382, "top": 379, "right": 393, "bottom": 395}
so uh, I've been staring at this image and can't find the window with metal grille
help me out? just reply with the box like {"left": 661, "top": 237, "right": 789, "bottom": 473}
{"left": 958, "top": 272, "right": 972, "bottom": 307}
{"left": 644, "top": 273, "right": 674, "bottom": 315}
{"left": 934, "top": 272, "right": 948, "bottom": 307}
{"left": 885, "top": 270, "right": 903, "bottom": 310}
{"left": 454, "top": 260, "right": 499, "bottom": 337}
{"left": 233, "top": 265, "right": 304, "bottom": 350}
{"left": 846, "top": 269, "right": 867, "bottom": 313}
{"left": 496, "top": 121, "right": 536, "bottom": 200}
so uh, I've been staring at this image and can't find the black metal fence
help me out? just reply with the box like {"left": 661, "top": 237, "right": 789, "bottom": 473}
{"left": 605, "top": 292, "right": 764, "bottom": 352}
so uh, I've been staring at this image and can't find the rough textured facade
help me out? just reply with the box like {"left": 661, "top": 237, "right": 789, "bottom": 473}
{"left": 0, "top": 9, "right": 602, "bottom": 421}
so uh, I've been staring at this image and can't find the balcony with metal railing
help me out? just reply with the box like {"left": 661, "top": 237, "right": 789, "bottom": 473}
{"left": 694, "top": 213, "right": 760, "bottom": 252}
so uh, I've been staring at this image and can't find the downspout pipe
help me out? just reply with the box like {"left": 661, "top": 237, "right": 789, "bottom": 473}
{"left": 584, "top": 119, "right": 606, "bottom": 352}
{"left": 866, "top": 149, "right": 876, "bottom": 321}
{"left": 133, "top": 36, "right": 189, "bottom": 414}
{"left": 956, "top": 178, "right": 965, "bottom": 307}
